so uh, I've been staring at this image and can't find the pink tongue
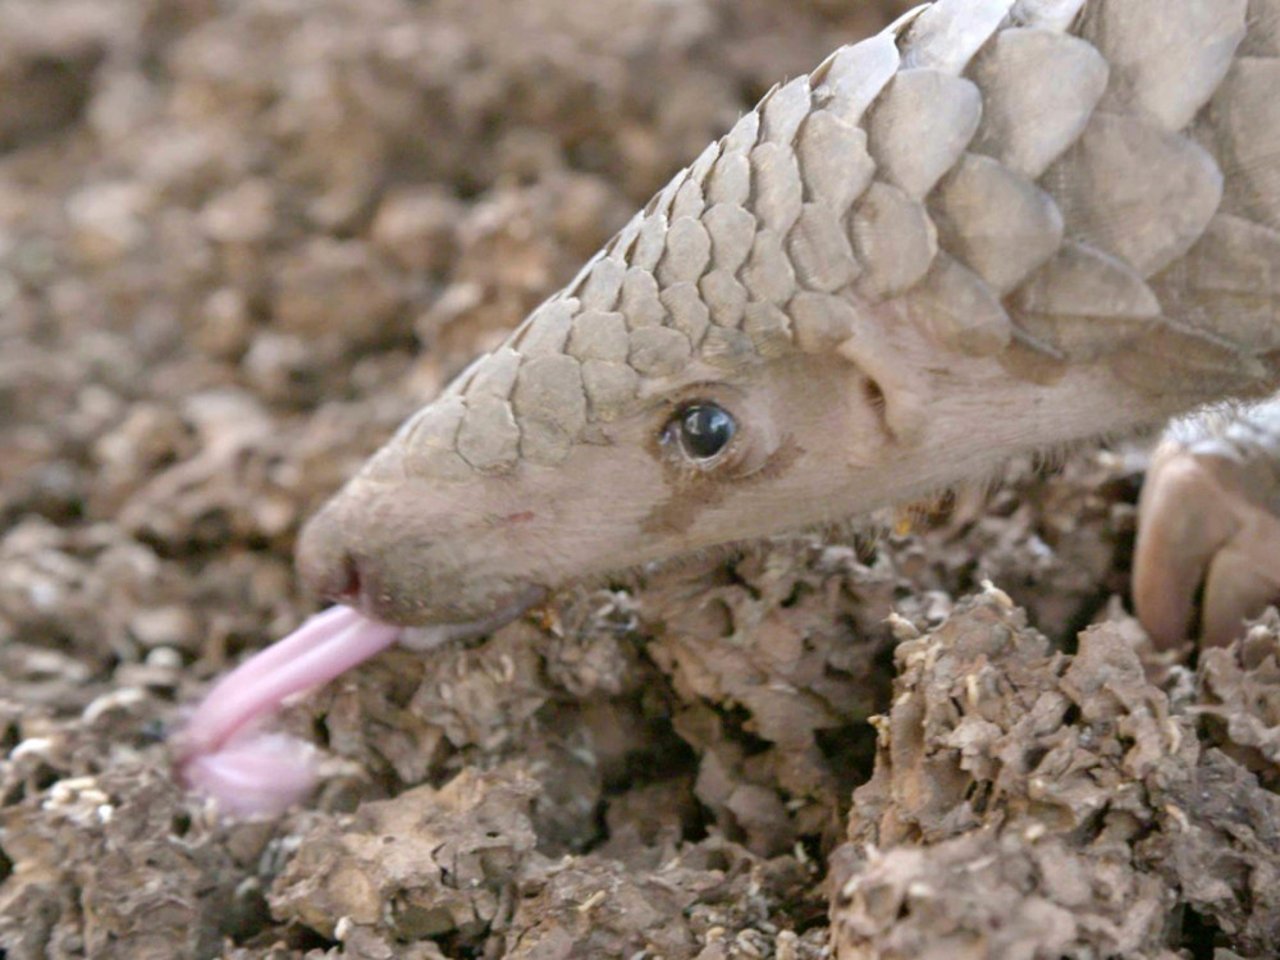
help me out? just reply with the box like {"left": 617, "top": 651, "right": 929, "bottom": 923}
{"left": 178, "top": 606, "right": 401, "bottom": 816}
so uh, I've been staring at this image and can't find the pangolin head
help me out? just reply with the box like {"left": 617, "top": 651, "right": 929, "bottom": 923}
{"left": 295, "top": 240, "right": 924, "bottom": 632}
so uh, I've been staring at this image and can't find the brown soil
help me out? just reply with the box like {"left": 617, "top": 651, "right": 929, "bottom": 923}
{"left": 2, "top": 2, "right": 1278, "bottom": 958}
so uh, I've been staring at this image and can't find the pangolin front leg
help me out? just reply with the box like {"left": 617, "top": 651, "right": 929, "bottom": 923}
{"left": 182, "top": 0, "right": 1280, "bottom": 807}
{"left": 1135, "top": 401, "right": 1280, "bottom": 650}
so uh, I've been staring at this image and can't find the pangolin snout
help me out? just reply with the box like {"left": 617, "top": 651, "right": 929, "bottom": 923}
{"left": 295, "top": 482, "right": 522, "bottom": 627}
{"left": 295, "top": 500, "right": 365, "bottom": 608}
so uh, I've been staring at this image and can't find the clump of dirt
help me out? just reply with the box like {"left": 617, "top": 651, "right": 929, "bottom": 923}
{"left": 831, "top": 591, "right": 1280, "bottom": 958}
{"left": 2, "top": 1, "right": 1279, "bottom": 958}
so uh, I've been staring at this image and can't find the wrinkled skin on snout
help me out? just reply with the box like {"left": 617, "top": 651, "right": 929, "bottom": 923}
{"left": 297, "top": 351, "right": 895, "bottom": 630}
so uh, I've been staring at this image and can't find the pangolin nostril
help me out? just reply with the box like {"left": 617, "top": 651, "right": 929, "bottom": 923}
{"left": 296, "top": 502, "right": 373, "bottom": 605}
{"left": 332, "top": 551, "right": 362, "bottom": 604}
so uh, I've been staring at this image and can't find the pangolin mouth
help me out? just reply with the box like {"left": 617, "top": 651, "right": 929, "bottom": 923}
{"left": 395, "top": 586, "right": 547, "bottom": 649}
{"left": 177, "top": 589, "right": 544, "bottom": 816}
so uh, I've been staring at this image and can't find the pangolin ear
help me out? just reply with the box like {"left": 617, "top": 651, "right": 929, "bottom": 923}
{"left": 835, "top": 311, "right": 929, "bottom": 446}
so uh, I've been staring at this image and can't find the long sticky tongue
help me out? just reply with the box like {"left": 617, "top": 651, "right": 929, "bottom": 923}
{"left": 177, "top": 606, "right": 401, "bottom": 815}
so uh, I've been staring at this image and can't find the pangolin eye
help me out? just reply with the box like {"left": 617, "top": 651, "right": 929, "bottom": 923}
{"left": 669, "top": 403, "right": 737, "bottom": 462}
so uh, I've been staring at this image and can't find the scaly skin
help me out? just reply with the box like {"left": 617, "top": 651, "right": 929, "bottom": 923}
{"left": 295, "top": 0, "right": 1280, "bottom": 647}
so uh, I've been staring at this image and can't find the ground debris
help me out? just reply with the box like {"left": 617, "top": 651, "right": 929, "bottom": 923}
{"left": 0, "top": 761, "right": 256, "bottom": 959}
{"left": 270, "top": 765, "right": 540, "bottom": 944}
{"left": 830, "top": 595, "right": 1280, "bottom": 959}
{"left": 1196, "top": 610, "right": 1280, "bottom": 783}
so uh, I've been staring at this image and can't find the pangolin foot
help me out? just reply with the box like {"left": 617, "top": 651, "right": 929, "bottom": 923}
{"left": 1134, "top": 406, "right": 1280, "bottom": 650}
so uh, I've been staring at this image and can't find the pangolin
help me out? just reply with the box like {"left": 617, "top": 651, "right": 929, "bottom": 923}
{"left": 179, "top": 0, "right": 1280, "bottom": 812}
